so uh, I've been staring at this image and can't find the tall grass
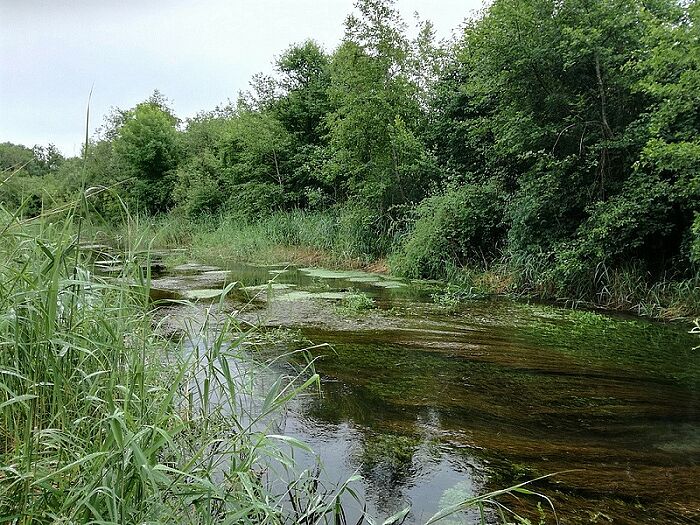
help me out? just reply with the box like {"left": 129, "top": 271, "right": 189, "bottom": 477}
{"left": 0, "top": 206, "right": 347, "bottom": 523}
{"left": 84, "top": 210, "right": 209, "bottom": 250}
{"left": 395, "top": 247, "right": 700, "bottom": 320}
{"left": 191, "top": 207, "right": 392, "bottom": 267}
{"left": 503, "top": 253, "right": 700, "bottom": 319}
{"left": 136, "top": 206, "right": 700, "bottom": 319}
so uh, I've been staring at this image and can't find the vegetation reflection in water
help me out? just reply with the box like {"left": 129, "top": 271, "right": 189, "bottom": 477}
{"left": 152, "top": 260, "right": 699, "bottom": 524}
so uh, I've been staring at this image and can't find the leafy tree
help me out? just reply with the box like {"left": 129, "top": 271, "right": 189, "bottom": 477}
{"left": 420, "top": 0, "right": 696, "bottom": 284}
{"left": 113, "top": 97, "right": 180, "bottom": 214}
{"left": 0, "top": 142, "right": 63, "bottom": 178}
{"left": 173, "top": 109, "right": 234, "bottom": 218}
{"left": 175, "top": 106, "right": 293, "bottom": 218}
{"left": 273, "top": 40, "right": 331, "bottom": 146}
{"left": 324, "top": 0, "right": 434, "bottom": 210}
{"left": 0, "top": 142, "right": 65, "bottom": 216}
{"left": 633, "top": 1, "right": 700, "bottom": 266}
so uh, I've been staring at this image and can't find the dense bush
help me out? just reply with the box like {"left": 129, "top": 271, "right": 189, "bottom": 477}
{"left": 392, "top": 183, "right": 505, "bottom": 279}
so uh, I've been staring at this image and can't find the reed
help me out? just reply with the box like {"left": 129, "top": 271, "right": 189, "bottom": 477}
{"left": 0, "top": 202, "right": 346, "bottom": 523}
{"left": 190, "top": 208, "right": 391, "bottom": 268}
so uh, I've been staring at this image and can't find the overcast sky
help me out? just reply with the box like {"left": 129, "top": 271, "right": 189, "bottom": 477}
{"left": 1, "top": 0, "right": 483, "bottom": 157}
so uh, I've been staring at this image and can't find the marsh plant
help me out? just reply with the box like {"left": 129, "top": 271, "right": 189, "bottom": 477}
{"left": 0, "top": 206, "right": 353, "bottom": 523}
{"left": 340, "top": 290, "right": 375, "bottom": 312}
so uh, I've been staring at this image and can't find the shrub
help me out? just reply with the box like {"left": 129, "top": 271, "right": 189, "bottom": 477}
{"left": 392, "top": 182, "right": 506, "bottom": 279}
{"left": 507, "top": 156, "right": 590, "bottom": 257}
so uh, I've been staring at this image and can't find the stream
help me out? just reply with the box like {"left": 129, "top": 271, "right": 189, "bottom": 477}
{"left": 144, "top": 258, "right": 699, "bottom": 524}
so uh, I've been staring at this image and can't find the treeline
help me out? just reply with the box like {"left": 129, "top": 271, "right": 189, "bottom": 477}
{"left": 2, "top": 0, "right": 699, "bottom": 310}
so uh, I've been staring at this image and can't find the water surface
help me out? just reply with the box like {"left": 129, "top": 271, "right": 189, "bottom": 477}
{"left": 150, "top": 261, "right": 700, "bottom": 524}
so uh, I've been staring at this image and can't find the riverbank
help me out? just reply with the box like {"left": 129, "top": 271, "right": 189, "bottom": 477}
{"left": 105, "top": 211, "right": 700, "bottom": 321}
{"left": 1, "top": 209, "right": 562, "bottom": 524}
{"left": 6, "top": 208, "right": 696, "bottom": 523}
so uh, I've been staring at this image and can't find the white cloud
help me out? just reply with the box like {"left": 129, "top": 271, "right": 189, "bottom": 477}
{"left": 0, "top": 0, "right": 481, "bottom": 156}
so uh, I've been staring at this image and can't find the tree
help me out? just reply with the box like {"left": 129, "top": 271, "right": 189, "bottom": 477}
{"left": 324, "top": 0, "right": 434, "bottom": 210}
{"left": 273, "top": 40, "right": 331, "bottom": 146}
{"left": 113, "top": 97, "right": 180, "bottom": 214}
{"left": 0, "top": 142, "right": 66, "bottom": 216}
{"left": 0, "top": 142, "right": 63, "bottom": 178}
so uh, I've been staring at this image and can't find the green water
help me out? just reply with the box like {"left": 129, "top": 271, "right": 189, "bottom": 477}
{"left": 150, "top": 261, "right": 699, "bottom": 524}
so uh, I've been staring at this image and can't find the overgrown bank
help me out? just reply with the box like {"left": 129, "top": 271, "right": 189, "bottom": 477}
{"left": 124, "top": 208, "right": 700, "bottom": 321}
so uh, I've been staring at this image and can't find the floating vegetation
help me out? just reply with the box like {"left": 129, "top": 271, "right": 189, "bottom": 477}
{"left": 243, "top": 282, "right": 297, "bottom": 293}
{"left": 300, "top": 267, "right": 378, "bottom": 280}
{"left": 172, "top": 262, "right": 220, "bottom": 273}
{"left": 183, "top": 288, "right": 227, "bottom": 300}
{"left": 340, "top": 290, "right": 375, "bottom": 311}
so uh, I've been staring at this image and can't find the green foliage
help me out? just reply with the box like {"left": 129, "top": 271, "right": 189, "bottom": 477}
{"left": 173, "top": 150, "right": 228, "bottom": 218}
{"left": 0, "top": 141, "right": 36, "bottom": 173}
{"left": 230, "top": 181, "right": 286, "bottom": 218}
{"left": 412, "top": 0, "right": 699, "bottom": 309}
{"left": 507, "top": 156, "right": 590, "bottom": 257}
{"left": 113, "top": 99, "right": 180, "bottom": 214}
{"left": 323, "top": 0, "right": 437, "bottom": 210}
{"left": 692, "top": 215, "right": 700, "bottom": 266}
{"left": 0, "top": 143, "right": 67, "bottom": 216}
{"left": 8, "top": 0, "right": 700, "bottom": 315}
{"left": 0, "top": 142, "right": 63, "bottom": 177}
{"left": 273, "top": 40, "right": 331, "bottom": 146}
{"left": 335, "top": 203, "right": 392, "bottom": 258}
{"left": 393, "top": 182, "right": 505, "bottom": 279}
{"left": 340, "top": 289, "right": 375, "bottom": 311}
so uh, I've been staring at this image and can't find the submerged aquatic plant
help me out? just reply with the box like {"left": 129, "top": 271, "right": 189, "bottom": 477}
{"left": 431, "top": 284, "right": 488, "bottom": 312}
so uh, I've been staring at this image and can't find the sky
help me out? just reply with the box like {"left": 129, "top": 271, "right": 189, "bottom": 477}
{"left": 0, "top": 0, "right": 483, "bottom": 157}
